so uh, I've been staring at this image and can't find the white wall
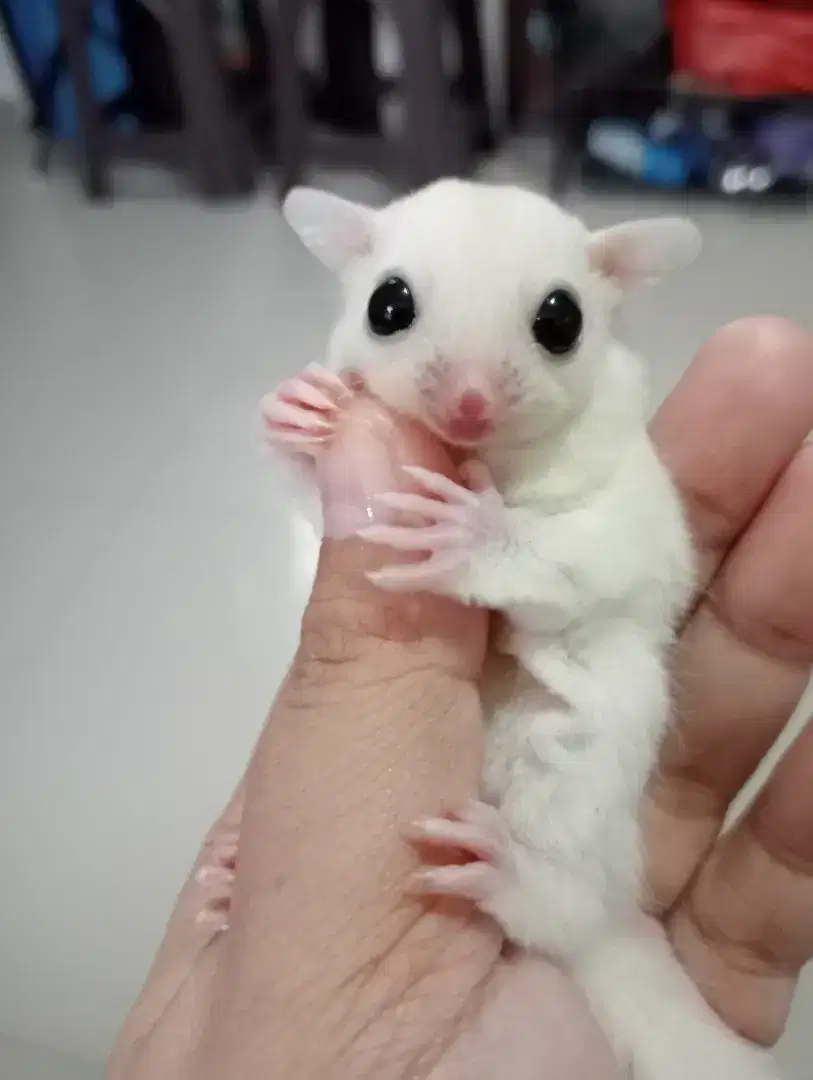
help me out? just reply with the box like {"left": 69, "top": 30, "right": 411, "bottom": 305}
{"left": 0, "top": 1034, "right": 101, "bottom": 1080}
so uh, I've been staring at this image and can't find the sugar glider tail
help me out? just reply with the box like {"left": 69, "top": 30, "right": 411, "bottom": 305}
{"left": 573, "top": 925, "right": 782, "bottom": 1080}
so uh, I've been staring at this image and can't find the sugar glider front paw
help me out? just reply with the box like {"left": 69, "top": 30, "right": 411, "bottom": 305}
{"left": 360, "top": 463, "right": 505, "bottom": 592}
{"left": 260, "top": 364, "right": 353, "bottom": 457}
{"left": 195, "top": 827, "right": 239, "bottom": 934}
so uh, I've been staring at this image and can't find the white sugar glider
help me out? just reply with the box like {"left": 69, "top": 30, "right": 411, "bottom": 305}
{"left": 262, "top": 179, "right": 780, "bottom": 1080}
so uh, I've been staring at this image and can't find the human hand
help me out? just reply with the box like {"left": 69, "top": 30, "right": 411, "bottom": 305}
{"left": 192, "top": 396, "right": 621, "bottom": 1080}
{"left": 646, "top": 317, "right": 813, "bottom": 1049}
{"left": 108, "top": 318, "right": 813, "bottom": 1080}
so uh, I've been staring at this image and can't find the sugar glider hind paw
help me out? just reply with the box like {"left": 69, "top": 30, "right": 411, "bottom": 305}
{"left": 260, "top": 364, "right": 352, "bottom": 457}
{"left": 405, "top": 800, "right": 509, "bottom": 902}
{"left": 195, "top": 827, "right": 239, "bottom": 934}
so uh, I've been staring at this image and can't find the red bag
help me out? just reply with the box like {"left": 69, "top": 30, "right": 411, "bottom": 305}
{"left": 670, "top": 0, "right": 813, "bottom": 96}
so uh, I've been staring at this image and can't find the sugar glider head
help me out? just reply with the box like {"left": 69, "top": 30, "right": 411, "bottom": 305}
{"left": 282, "top": 180, "right": 700, "bottom": 448}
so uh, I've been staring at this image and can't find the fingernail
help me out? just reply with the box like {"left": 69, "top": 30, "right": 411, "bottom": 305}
{"left": 317, "top": 406, "right": 400, "bottom": 538}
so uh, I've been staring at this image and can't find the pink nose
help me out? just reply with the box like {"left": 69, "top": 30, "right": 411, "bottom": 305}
{"left": 455, "top": 391, "right": 488, "bottom": 420}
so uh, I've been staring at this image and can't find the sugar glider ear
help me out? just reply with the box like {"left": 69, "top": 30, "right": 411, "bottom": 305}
{"left": 282, "top": 187, "right": 378, "bottom": 273}
{"left": 587, "top": 218, "right": 701, "bottom": 291}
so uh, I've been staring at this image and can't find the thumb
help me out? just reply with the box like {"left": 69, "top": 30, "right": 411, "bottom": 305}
{"left": 205, "top": 398, "right": 490, "bottom": 1061}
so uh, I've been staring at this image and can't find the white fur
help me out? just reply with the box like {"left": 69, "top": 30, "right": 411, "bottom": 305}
{"left": 282, "top": 179, "right": 780, "bottom": 1079}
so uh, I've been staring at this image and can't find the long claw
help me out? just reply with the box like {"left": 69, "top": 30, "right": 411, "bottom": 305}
{"left": 365, "top": 551, "right": 468, "bottom": 591}
{"left": 407, "top": 862, "right": 501, "bottom": 902}
{"left": 277, "top": 378, "right": 336, "bottom": 412}
{"left": 402, "top": 466, "right": 480, "bottom": 508}
{"left": 264, "top": 429, "right": 330, "bottom": 448}
{"left": 373, "top": 491, "right": 468, "bottom": 524}
{"left": 303, "top": 363, "right": 352, "bottom": 397}
{"left": 358, "top": 524, "right": 469, "bottom": 552}
{"left": 261, "top": 398, "right": 333, "bottom": 433}
{"left": 405, "top": 817, "right": 502, "bottom": 862}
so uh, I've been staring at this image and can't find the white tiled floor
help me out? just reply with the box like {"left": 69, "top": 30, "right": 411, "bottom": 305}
{"left": 0, "top": 111, "right": 811, "bottom": 1074}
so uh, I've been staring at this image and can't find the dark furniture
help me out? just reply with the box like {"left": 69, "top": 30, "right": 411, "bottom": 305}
{"left": 270, "top": 0, "right": 493, "bottom": 195}
{"left": 55, "top": 0, "right": 255, "bottom": 200}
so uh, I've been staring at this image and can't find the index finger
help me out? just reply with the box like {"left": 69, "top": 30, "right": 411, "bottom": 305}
{"left": 651, "top": 317, "right": 813, "bottom": 594}
{"left": 645, "top": 319, "right": 813, "bottom": 910}
{"left": 199, "top": 400, "right": 493, "bottom": 1071}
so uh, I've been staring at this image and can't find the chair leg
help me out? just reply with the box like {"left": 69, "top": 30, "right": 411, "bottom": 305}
{"left": 56, "top": 0, "right": 111, "bottom": 200}
{"left": 270, "top": 0, "right": 309, "bottom": 197}
{"left": 164, "top": 0, "right": 256, "bottom": 199}
{"left": 448, "top": 0, "right": 494, "bottom": 151}
{"left": 391, "top": 0, "right": 461, "bottom": 187}
{"left": 549, "top": 86, "right": 582, "bottom": 198}
{"left": 506, "top": 0, "right": 534, "bottom": 132}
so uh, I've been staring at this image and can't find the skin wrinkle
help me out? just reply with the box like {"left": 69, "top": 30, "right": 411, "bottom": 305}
{"left": 714, "top": 449, "right": 813, "bottom": 654}
{"left": 302, "top": 589, "right": 480, "bottom": 676}
{"left": 285, "top": 650, "right": 451, "bottom": 713}
{"left": 646, "top": 771, "right": 726, "bottom": 828}
{"left": 326, "top": 912, "right": 497, "bottom": 1080}
{"left": 200, "top": 611, "right": 490, "bottom": 1078}
{"left": 750, "top": 808, "right": 813, "bottom": 885}
{"left": 681, "top": 866, "right": 796, "bottom": 980}
{"left": 663, "top": 654, "right": 794, "bottom": 796}
{"left": 665, "top": 608, "right": 806, "bottom": 792}
{"left": 672, "top": 906, "right": 788, "bottom": 1047}
{"left": 648, "top": 647, "right": 807, "bottom": 915}
{"left": 390, "top": 967, "right": 495, "bottom": 1080}
{"left": 702, "top": 590, "right": 811, "bottom": 673}
{"left": 668, "top": 826, "right": 810, "bottom": 1046}
{"left": 337, "top": 910, "right": 495, "bottom": 1079}
{"left": 338, "top": 907, "right": 431, "bottom": 1000}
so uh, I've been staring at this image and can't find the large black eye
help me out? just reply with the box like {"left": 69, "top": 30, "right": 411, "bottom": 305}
{"left": 532, "top": 288, "right": 583, "bottom": 357}
{"left": 367, "top": 277, "right": 416, "bottom": 337}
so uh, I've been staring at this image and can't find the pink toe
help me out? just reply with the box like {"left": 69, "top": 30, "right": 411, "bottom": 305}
{"left": 358, "top": 523, "right": 468, "bottom": 553}
{"left": 278, "top": 379, "right": 335, "bottom": 413}
{"left": 366, "top": 551, "right": 468, "bottom": 592}
{"left": 409, "top": 863, "right": 501, "bottom": 902}
{"left": 406, "top": 817, "right": 502, "bottom": 863}
{"left": 402, "top": 466, "right": 480, "bottom": 508}
{"left": 264, "top": 399, "right": 334, "bottom": 433}
{"left": 264, "top": 428, "right": 330, "bottom": 450}
{"left": 195, "top": 865, "right": 234, "bottom": 887}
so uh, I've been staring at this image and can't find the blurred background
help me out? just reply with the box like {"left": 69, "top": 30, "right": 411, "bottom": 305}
{"left": 0, "top": 1, "right": 811, "bottom": 1077}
